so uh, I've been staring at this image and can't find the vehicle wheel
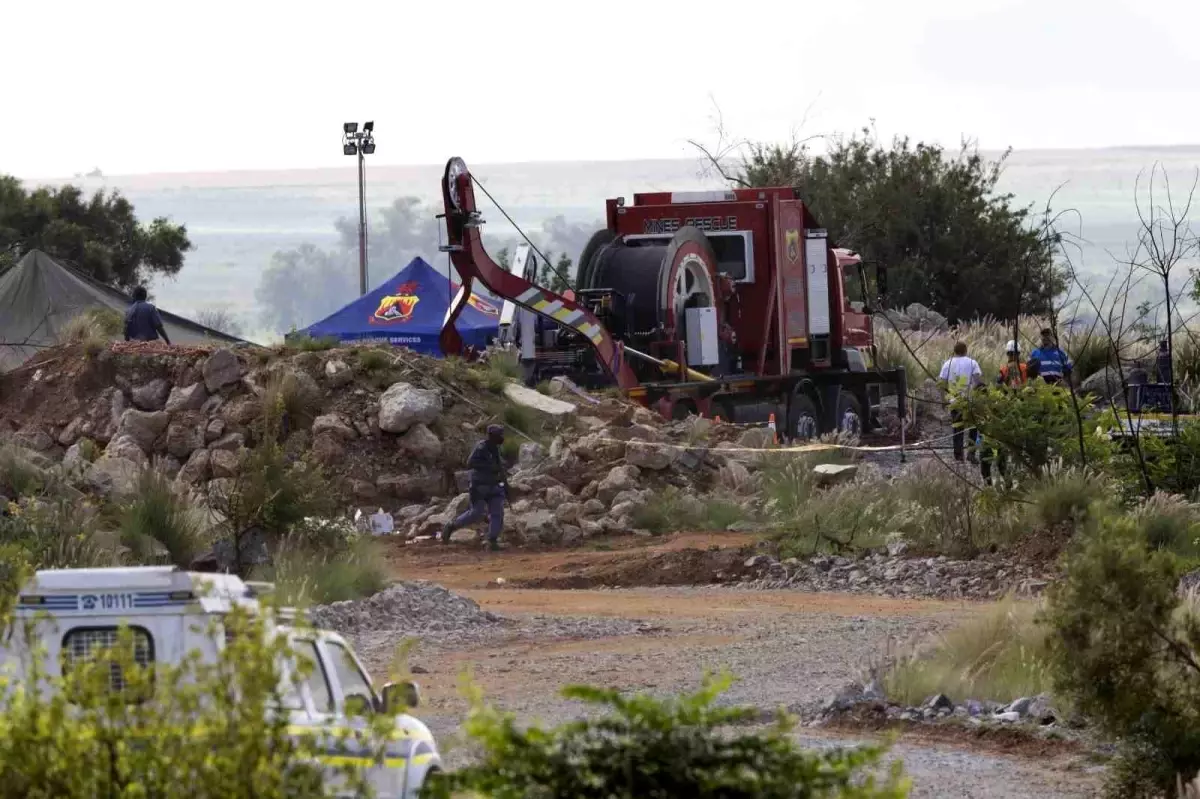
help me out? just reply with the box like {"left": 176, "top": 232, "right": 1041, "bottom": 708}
{"left": 836, "top": 391, "right": 864, "bottom": 437}
{"left": 788, "top": 393, "right": 820, "bottom": 442}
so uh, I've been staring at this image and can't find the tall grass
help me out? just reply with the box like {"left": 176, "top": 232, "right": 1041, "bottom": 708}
{"left": 883, "top": 598, "right": 1055, "bottom": 705}
{"left": 257, "top": 537, "right": 389, "bottom": 606}
{"left": 630, "top": 487, "right": 749, "bottom": 534}
{"left": 0, "top": 445, "right": 47, "bottom": 497}
{"left": 284, "top": 334, "right": 339, "bottom": 352}
{"left": 118, "top": 467, "right": 204, "bottom": 567}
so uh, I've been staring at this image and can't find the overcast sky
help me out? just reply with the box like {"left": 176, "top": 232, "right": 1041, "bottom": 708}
{"left": 6, "top": 0, "right": 1198, "bottom": 178}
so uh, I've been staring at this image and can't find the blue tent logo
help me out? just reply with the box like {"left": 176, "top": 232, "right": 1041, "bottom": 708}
{"left": 371, "top": 280, "right": 421, "bottom": 324}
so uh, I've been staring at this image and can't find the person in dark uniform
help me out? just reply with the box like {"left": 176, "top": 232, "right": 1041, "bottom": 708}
{"left": 124, "top": 286, "right": 171, "bottom": 345}
{"left": 441, "top": 424, "right": 508, "bottom": 551}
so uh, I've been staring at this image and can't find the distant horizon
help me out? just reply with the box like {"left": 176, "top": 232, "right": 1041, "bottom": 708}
{"left": 20, "top": 141, "right": 1200, "bottom": 185}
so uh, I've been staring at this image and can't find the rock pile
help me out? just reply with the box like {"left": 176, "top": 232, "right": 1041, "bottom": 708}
{"left": 821, "top": 681, "right": 1069, "bottom": 730}
{"left": 738, "top": 552, "right": 1052, "bottom": 600}
{"left": 310, "top": 582, "right": 503, "bottom": 639}
{"left": 0, "top": 343, "right": 760, "bottom": 546}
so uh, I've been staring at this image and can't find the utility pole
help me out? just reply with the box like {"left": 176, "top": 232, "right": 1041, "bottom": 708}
{"left": 342, "top": 121, "right": 376, "bottom": 296}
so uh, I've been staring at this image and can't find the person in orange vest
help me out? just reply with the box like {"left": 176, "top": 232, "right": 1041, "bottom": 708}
{"left": 980, "top": 340, "right": 1025, "bottom": 484}
{"left": 997, "top": 340, "right": 1028, "bottom": 387}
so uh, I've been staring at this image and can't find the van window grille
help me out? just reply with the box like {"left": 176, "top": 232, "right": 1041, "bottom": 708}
{"left": 62, "top": 627, "right": 154, "bottom": 693}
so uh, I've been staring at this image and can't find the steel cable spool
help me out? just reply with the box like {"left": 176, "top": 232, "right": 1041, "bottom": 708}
{"left": 579, "top": 226, "right": 723, "bottom": 338}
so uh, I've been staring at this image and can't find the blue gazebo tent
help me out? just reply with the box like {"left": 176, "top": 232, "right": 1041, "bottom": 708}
{"left": 298, "top": 257, "right": 500, "bottom": 354}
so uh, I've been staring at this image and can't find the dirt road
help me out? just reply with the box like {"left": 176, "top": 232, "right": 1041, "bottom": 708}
{"left": 380, "top": 534, "right": 1103, "bottom": 797}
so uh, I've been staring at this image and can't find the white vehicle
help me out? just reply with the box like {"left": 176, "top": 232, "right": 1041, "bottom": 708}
{"left": 0, "top": 566, "right": 442, "bottom": 798}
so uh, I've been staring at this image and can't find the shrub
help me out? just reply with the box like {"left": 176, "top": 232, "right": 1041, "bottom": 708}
{"left": 1132, "top": 492, "right": 1200, "bottom": 559}
{"left": 1044, "top": 510, "right": 1200, "bottom": 798}
{"left": 261, "top": 370, "right": 323, "bottom": 432}
{"left": 255, "top": 535, "right": 388, "bottom": 606}
{"left": 0, "top": 497, "right": 107, "bottom": 569}
{"left": 631, "top": 488, "right": 748, "bottom": 535}
{"left": 61, "top": 307, "right": 123, "bottom": 343}
{"left": 501, "top": 403, "right": 538, "bottom": 436}
{"left": 0, "top": 445, "right": 46, "bottom": 497}
{"left": 284, "top": 334, "right": 339, "bottom": 352}
{"left": 118, "top": 467, "right": 204, "bottom": 567}
{"left": 957, "top": 381, "right": 1093, "bottom": 477}
{"left": 1025, "top": 467, "right": 1114, "bottom": 529}
{"left": 884, "top": 598, "right": 1054, "bottom": 706}
{"left": 426, "top": 673, "right": 910, "bottom": 799}
{"left": 355, "top": 346, "right": 391, "bottom": 373}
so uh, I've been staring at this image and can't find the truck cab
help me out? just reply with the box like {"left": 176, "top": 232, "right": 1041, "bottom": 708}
{"left": 1, "top": 566, "right": 441, "bottom": 798}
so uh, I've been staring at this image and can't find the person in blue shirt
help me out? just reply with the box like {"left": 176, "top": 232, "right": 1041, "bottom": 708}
{"left": 123, "top": 286, "right": 172, "bottom": 345}
{"left": 441, "top": 424, "right": 508, "bottom": 551}
{"left": 1030, "top": 328, "right": 1071, "bottom": 385}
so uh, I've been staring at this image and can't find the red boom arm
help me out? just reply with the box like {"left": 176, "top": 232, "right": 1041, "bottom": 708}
{"left": 438, "top": 157, "right": 640, "bottom": 390}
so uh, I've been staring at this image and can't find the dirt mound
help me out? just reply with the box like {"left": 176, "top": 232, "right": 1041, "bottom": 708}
{"left": 514, "top": 544, "right": 762, "bottom": 589}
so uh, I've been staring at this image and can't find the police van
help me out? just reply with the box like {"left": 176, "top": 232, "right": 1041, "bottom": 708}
{"left": 1, "top": 566, "right": 442, "bottom": 797}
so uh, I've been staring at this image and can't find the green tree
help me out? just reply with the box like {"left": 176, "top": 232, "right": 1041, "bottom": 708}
{"left": 0, "top": 175, "right": 192, "bottom": 290}
{"left": 538, "top": 251, "right": 575, "bottom": 293}
{"left": 704, "top": 129, "right": 1060, "bottom": 322}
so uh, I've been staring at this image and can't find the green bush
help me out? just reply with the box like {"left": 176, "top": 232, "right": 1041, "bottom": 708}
{"left": 0, "top": 445, "right": 47, "bottom": 498}
{"left": 426, "top": 673, "right": 909, "bottom": 799}
{"left": 0, "top": 498, "right": 107, "bottom": 569}
{"left": 118, "top": 467, "right": 204, "bottom": 567}
{"left": 1044, "top": 510, "right": 1200, "bottom": 798}
{"left": 356, "top": 346, "right": 392, "bottom": 373}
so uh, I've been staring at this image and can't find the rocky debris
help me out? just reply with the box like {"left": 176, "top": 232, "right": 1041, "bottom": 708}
{"left": 86, "top": 456, "right": 141, "bottom": 496}
{"left": 518, "top": 442, "right": 544, "bottom": 467}
{"left": 131, "top": 378, "right": 171, "bottom": 411}
{"left": 165, "top": 413, "right": 205, "bottom": 459}
{"left": 738, "top": 552, "right": 1052, "bottom": 601}
{"left": 504, "top": 383, "right": 576, "bottom": 417}
{"left": 378, "top": 383, "right": 442, "bottom": 433}
{"left": 176, "top": 449, "right": 211, "bottom": 485}
{"left": 324, "top": 359, "right": 353, "bottom": 387}
{"left": 57, "top": 417, "right": 84, "bottom": 447}
{"left": 880, "top": 303, "right": 949, "bottom": 333}
{"left": 309, "top": 581, "right": 655, "bottom": 656}
{"left": 209, "top": 432, "right": 245, "bottom": 452}
{"left": 202, "top": 348, "right": 242, "bottom": 392}
{"left": 398, "top": 423, "right": 442, "bottom": 462}
{"left": 625, "top": 440, "right": 677, "bottom": 470}
{"left": 821, "top": 681, "right": 1066, "bottom": 732}
{"left": 116, "top": 409, "right": 170, "bottom": 453}
{"left": 15, "top": 427, "right": 54, "bottom": 452}
{"left": 104, "top": 434, "right": 149, "bottom": 468}
{"left": 209, "top": 448, "right": 241, "bottom": 478}
{"left": 165, "top": 382, "right": 208, "bottom": 413}
{"left": 312, "top": 413, "right": 358, "bottom": 440}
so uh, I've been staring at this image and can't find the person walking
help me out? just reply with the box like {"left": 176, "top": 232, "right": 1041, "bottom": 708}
{"left": 938, "top": 341, "right": 983, "bottom": 463}
{"left": 980, "top": 340, "right": 1026, "bottom": 485}
{"left": 123, "top": 286, "right": 172, "bottom": 345}
{"left": 1030, "top": 328, "right": 1072, "bottom": 385}
{"left": 441, "top": 424, "right": 508, "bottom": 551}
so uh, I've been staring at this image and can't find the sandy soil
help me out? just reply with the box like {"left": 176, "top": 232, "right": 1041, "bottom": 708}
{"left": 379, "top": 533, "right": 1105, "bottom": 797}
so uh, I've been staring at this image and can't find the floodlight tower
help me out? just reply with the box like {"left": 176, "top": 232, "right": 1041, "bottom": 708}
{"left": 342, "top": 121, "right": 376, "bottom": 296}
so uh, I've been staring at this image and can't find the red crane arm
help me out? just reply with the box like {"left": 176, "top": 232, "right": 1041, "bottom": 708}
{"left": 438, "top": 157, "right": 640, "bottom": 390}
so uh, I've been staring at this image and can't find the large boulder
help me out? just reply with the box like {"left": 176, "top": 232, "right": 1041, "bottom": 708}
{"left": 313, "top": 414, "right": 358, "bottom": 440}
{"left": 202, "top": 349, "right": 242, "bottom": 392}
{"left": 377, "top": 472, "right": 443, "bottom": 501}
{"left": 310, "top": 432, "right": 345, "bottom": 465}
{"left": 324, "top": 359, "right": 353, "bottom": 387}
{"left": 208, "top": 432, "right": 245, "bottom": 452}
{"left": 116, "top": 409, "right": 170, "bottom": 453}
{"left": 209, "top": 448, "right": 241, "bottom": 478}
{"left": 176, "top": 449, "right": 211, "bottom": 486}
{"left": 15, "top": 427, "right": 54, "bottom": 452}
{"left": 516, "top": 509, "right": 559, "bottom": 543}
{"left": 131, "top": 378, "right": 171, "bottom": 411}
{"left": 813, "top": 463, "right": 859, "bottom": 487}
{"left": 378, "top": 383, "right": 442, "bottom": 433}
{"left": 596, "top": 464, "right": 640, "bottom": 504}
{"left": 165, "top": 413, "right": 205, "bottom": 459}
{"left": 104, "top": 434, "right": 149, "bottom": 468}
{"left": 86, "top": 457, "right": 141, "bottom": 497}
{"left": 165, "top": 382, "right": 208, "bottom": 413}
{"left": 503, "top": 383, "right": 576, "bottom": 417}
{"left": 399, "top": 423, "right": 443, "bottom": 461}
{"left": 57, "top": 416, "right": 85, "bottom": 447}
{"left": 625, "top": 440, "right": 677, "bottom": 470}
{"left": 518, "top": 442, "right": 545, "bottom": 467}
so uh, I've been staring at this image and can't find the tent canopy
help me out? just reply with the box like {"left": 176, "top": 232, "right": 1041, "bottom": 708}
{"left": 299, "top": 257, "right": 500, "bottom": 354}
{"left": 0, "top": 250, "right": 244, "bottom": 372}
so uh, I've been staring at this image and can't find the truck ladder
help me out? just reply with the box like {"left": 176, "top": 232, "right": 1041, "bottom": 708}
{"left": 437, "top": 157, "right": 640, "bottom": 390}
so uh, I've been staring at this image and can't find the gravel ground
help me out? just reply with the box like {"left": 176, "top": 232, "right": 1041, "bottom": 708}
{"left": 318, "top": 584, "right": 1103, "bottom": 797}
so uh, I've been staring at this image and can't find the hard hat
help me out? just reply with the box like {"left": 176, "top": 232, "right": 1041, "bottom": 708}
{"left": 1004, "top": 340, "right": 1019, "bottom": 354}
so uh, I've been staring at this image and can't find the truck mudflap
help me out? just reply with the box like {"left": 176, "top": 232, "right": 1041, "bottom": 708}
{"left": 438, "top": 157, "right": 641, "bottom": 391}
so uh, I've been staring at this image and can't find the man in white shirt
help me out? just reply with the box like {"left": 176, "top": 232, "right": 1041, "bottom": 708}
{"left": 938, "top": 341, "right": 983, "bottom": 463}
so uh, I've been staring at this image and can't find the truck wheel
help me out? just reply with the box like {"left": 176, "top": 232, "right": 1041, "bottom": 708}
{"left": 788, "top": 394, "right": 820, "bottom": 441}
{"left": 836, "top": 391, "right": 864, "bottom": 437}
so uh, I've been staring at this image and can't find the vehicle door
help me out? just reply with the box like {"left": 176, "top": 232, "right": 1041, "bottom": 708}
{"left": 316, "top": 636, "right": 413, "bottom": 798}
{"left": 280, "top": 636, "right": 345, "bottom": 789}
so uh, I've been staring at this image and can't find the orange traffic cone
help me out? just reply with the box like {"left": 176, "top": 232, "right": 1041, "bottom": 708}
{"left": 767, "top": 413, "right": 778, "bottom": 444}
